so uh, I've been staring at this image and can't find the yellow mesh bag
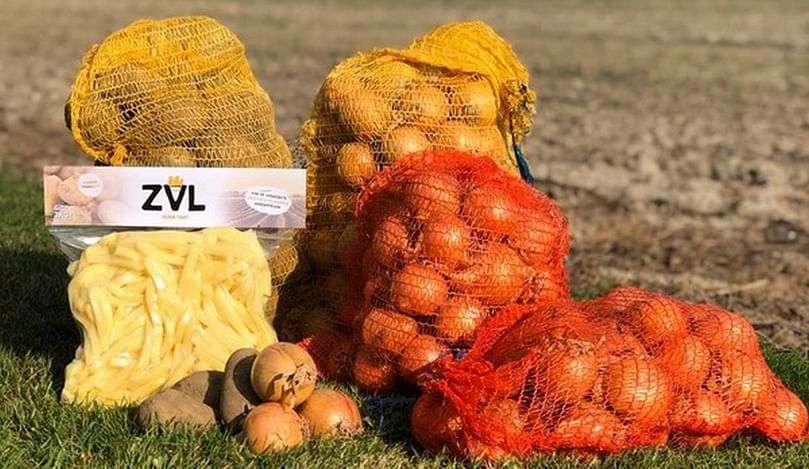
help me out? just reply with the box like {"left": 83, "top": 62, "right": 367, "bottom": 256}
{"left": 66, "top": 16, "right": 292, "bottom": 168}
{"left": 296, "top": 21, "right": 536, "bottom": 329}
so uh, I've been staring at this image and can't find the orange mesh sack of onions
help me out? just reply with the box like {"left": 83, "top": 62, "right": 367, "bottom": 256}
{"left": 303, "top": 150, "right": 570, "bottom": 392}
{"left": 294, "top": 21, "right": 537, "bottom": 337}
{"left": 411, "top": 287, "right": 808, "bottom": 461}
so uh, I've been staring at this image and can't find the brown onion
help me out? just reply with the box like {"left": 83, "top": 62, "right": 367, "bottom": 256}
{"left": 242, "top": 402, "right": 306, "bottom": 454}
{"left": 251, "top": 343, "right": 317, "bottom": 407}
{"left": 360, "top": 308, "right": 418, "bottom": 355}
{"left": 352, "top": 346, "right": 402, "bottom": 393}
{"left": 397, "top": 335, "right": 447, "bottom": 383}
{"left": 435, "top": 297, "right": 486, "bottom": 346}
{"left": 420, "top": 215, "right": 472, "bottom": 269}
{"left": 390, "top": 264, "right": 448, "bottom": 315}
{"left": 410, "top": 393, "right": 463, "bottom": 454}
{"left": 297, "top": 389, "right": 363, "bottom": 438}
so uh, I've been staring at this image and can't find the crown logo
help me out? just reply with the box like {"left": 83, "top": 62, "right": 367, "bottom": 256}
{"left": 167, "top": 175, "right": 184, "bottom": 188}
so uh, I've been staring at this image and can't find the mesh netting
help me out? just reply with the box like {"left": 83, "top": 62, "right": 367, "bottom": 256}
{"left": 296, "top": 21, "right": 537, "bottom": 330}
{"left": 413, "top": 286, "right": 809, "bottom": 460}
{"left": 302, "top": 150, "right": 570, "bottom": 393}
{"left": 66, "top": 16, "right": 292, "bottom": 168}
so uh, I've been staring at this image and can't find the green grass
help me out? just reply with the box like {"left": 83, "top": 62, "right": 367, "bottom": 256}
{"left": 0, "top": 170, "right": 807, "bottom": 468}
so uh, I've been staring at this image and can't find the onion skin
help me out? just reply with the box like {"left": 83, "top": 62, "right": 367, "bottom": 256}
{"left": 390, "top": 264, "right": 449, "bottom": 315}
{"left": 251, "top": 343, "right": 318, "bottom": 407}
{"left": 411, "top": 393, "right": 463, "bottom": 454}
{"left": 509, "top": 216, "right": 556, "bottom": 265}
{"left": 553, "top": 403, "right": 625, "bottom": 450}
{"left": 371, "top": 216, "right": 412, "bottom": 268}
{"left": 242, "top": 403, "right": 306, "bottom": 454}
{"left": 297, "top": 389, "right": 363, "bottom": 438}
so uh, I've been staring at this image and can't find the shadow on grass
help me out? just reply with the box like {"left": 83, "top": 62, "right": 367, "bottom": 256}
{"left": 0, "top": 248, "right": 79, "bottom": 395}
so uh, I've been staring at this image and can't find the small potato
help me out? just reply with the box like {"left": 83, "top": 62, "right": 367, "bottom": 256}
{"left": 170, "top": 370, "right": 224, "bottom": 412}
{"left": 220, "top": 349, "right": 263, "bottom": 432}
{"left": 57, "top": 177, "right": 93, "bottom": 206}
{"left": 137, "top": 389, "right": 217, "bottom": 429}
{"left": 44, "top": 175, "right": 63, "bottom": 217}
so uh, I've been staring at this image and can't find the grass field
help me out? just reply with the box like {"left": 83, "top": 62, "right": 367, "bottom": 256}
{"left": 1, "top": 170, "right": 807, "bottom": 468}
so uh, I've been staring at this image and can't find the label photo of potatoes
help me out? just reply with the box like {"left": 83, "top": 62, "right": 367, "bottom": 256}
{"left": 43, "top": 166, "right": 123, "bottom": 226}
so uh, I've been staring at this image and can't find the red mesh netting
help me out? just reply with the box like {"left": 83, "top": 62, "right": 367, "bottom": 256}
{"left": 302, "top": 150, "right": 570, "bottom": 392}
{"left": 413, "top": 286, "right": 809, "bottom": 460}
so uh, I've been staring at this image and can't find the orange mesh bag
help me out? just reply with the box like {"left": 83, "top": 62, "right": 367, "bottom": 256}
{"left": 66, "top": 16, "right": 292, "bottom": 168}
{"left": 413, "top": 287, "right": 808, "bottom": 460}
{"left": 301, "top": 150, "right": 569, "bottom": 392}
{"left": 297, "top": 21, "right": 537, "bottom": 326}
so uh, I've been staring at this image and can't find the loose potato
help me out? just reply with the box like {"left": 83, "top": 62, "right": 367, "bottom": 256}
{"left": 170, "top": 370, "right": 225, "bottom": 412}
{"left": 220, "top": 349, "right": 263, "bottom": 432}
{"left": 137, "top": 389, "right": 217, "bottom": 429}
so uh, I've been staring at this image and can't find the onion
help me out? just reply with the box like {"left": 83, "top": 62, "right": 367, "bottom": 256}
{"left": 400, "top": 172, "right": 462, "bottom": 216}
{"left": 597, "top": 331, "right": 648, "bottom": 364}
{"left": 509, "top": 216, "right": 557, "bottom": 265}
{"left": 352, "top": 346, "right": 402, "bottom": 393}
{"left": 390, "top": 264, "right": 449, "bottom": 315}
{"left": 242, "top": 402, "right": 306, "bottom": 454}
{"left": 449, "top": 79, "right": 498, "bottom": 126}
{"left": 396, "top": 84, "right": 449, "bottom": 128}
{"left": 337, "top": 223, "right": 361, "bottom": 260}
{"left": 306, "top": 230, "right": 338, "bottom": 270}
{"left": 433, "top": 124, "right": 483, "bottom": 154}
{"left": 553, "top": 403, "right": 625, "bottom": 449}
{"left": 710, "top": 350, "right": 770, "bottom": 412}
{"left": 371, "top": 216, "right": 413, "bottom": 268}
{"left": 604, "top": 357, "right": 672, "bottom": 426}
{"left": 691, "top": 307, "right": 758, "bottom": 353}
{"left": 671, "top": 391, "right": 739, "bottom": 434}
{"left": 381, "top": 126, "right": 431, "bottom": 163}
{"left": 522, "top": 270, "right": 567, "bottom": 303}
{"left": 360, "top": 308, "right": 418, "bottom": 355}
{"left": 336, "top": 143, "right": 376, "bottom": 187}
{"left": 397, "top": 334, "right": 447, "bottom": 383}
{"left": 538, "top": 344, "right": 599, "bottom": 403}
{"left": 300, "top": 307, "right": 335, "bottom": 338}
{"left": 372, "top": 60, "right": 420, "bottom": 89}
{"left": 656, "top": 335, "right": 711, "bottom": 389}
{"left": 251, "top": 343, "right": 317, "bottom": 407}
{"left": 435, "top": 297, "right": 486, "bottom": 346}
{"left": 337, "top": 89, "right": 394, "bottom": 137}
{"left": 324, "top": 333, "right": 354, "bottom": 381}
{"left": 481, "top": 399, "right": 525, "bottom": 442}
{"left": 419, "top": 215, "right": 472, "bottom": 269}
{"left": 628, "top": 296, "right": 688, "bottom": 348}
{"left": 410, "top": 393, "right": 463, "bottom": 454}
{"left": 297, "top": 389, "right": 363, "bottom": 438}
{"left": 671, "top": 432, "right": 731, "bottom": 449}
{"left": 450, "top": 243, "right": 533, "bottom": 305}
{"left": 753, "top": 388, "right": 809, "bottom": 442}
{"left": 461, "top": 185, "right": 520, "bottom": 235}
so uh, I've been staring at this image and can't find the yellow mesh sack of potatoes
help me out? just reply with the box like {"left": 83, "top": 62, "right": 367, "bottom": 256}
{"left": 65, "top": 16, "right": 291, "bottom": 168}
{"left": 62, "top": 228, "right": 278, "bottom": 406}
{"left": 295, "top": 21, "right": 536, "bottom": 330}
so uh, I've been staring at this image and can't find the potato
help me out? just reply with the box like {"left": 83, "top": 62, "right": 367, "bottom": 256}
{"left": 44, "top": 175, "right": 63, "bottom": 218}
{"left": 77, "top": 94, "right": 121, "bottom": 151}
{"left": 126, "top": 147, "right": 196, "bottom": 167}
{"left": 336, "top": 143, "right": 376, "bottom": 187}
{"left": 57, "top": 177, "right": 93, "bottom": 206}
{"left": 137, "top": 389, "right": 217, "bottom": 429}
{"left": 192, "top": 136, "right": 262, "bottom": 168}
{"left": 170, "top": 370, "right": 225, "bottom": 413}
{"left": 220, "top": 348, "right": 263, "bottom": 432}
{"left": 124, "top": 96, "right": 205, "bottom": 147}
{"left": 267, "top": 241, "right": 301, "bottom": 285}
{"left": 96, "top": 63, "right": 165, "bottom": 104}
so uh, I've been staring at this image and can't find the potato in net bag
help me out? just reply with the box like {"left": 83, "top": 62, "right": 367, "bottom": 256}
{"left": 62, "top": 227, "right": 278, "bottom": 406}
{"left": 413, "top": 287, "right": 808, "bottom": 460}
{"left": 297, "top": 21, "right": 537, "bottom": 325}
{"left": 302, "top": 150, "right": 569, "bottom": 392}
{"left": 65, "top": 16, "right": 291, "bottom": 168}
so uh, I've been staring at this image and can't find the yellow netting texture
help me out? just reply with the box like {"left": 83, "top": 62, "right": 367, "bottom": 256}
{"left": 66, "top": 16, "right": 291, "bottom": 168}
{"left": 295, "top": 21, "right": 536, "bottom": 328}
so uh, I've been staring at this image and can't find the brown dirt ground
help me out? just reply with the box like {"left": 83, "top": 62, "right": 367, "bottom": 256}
{"left": 1, "top": 0, "right": 808, "bottom": 349}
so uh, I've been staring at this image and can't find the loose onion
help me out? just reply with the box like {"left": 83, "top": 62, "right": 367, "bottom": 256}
{"left": 390, "top": 264, "right": 448, "bottom": 315}
{"left": 397, "top": 334, "right": 447, "bottom": 383}
{"left": 411, "top": 393, "right": 463, "bottom": 454}
{"left": 371, "top": 216, "right": 413, "bottom": 267}
{"left": 381, "top": 126, "right": 431, "bottom": 163}
{"left": 352, "top": 346, "right": 402, "bottom": 393}
{"left": 242, "top": 402, "right": 306, "bottom": 454}
{"left": 450, "top": 243, "right": 533, "bottom": 305}
{"left": 336, "top": 143, "right": 376, "bottom": 187}
{"left": 462, "top": 185, "right": 520, "bottom": 235}
{"left": 657, "top": 335, "right": 711, "bottom": 389}
{"left": 449, "top": 79, "right": 498, "bottom": 125}
{"left": 420, "top": 215, "right": 472, "bottom": 269}
{"left": 435, "top": 297, "right": 486, "bottom": 346}
{"left": 360, "top": 308, "right": 418, "bottom": 355}
{"left": 605, "top": 357, "right": 672, "bottom": 426}
{"left": 691, "top": 307, "right": 758, "bottom": 353}
{"left": 400, "top": 172, "right": 462, "bottom": 216}
{"left": 297, "top": 389, "right": 363, "bottom": 438}
{"left": 396, "top": 84, "right": 449, "bottom": 128}
{"left": 753, "top": 388, "right": 809, "bottom": 442}
{"left": 251, "top": 343, "right": 318, "bottom": 407}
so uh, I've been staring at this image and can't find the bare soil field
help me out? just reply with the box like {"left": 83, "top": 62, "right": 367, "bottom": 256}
{"left": 2, "top": 0, "right": 808, "bottom": 349}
